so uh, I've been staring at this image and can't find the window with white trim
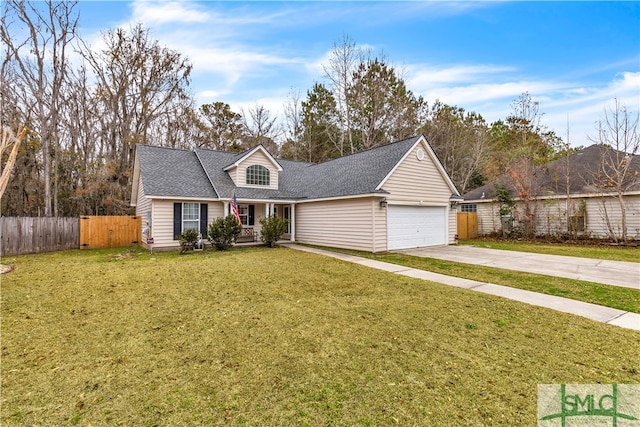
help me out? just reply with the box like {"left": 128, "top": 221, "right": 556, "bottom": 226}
{"left": 182, "top": 202, "right": 200, "bottom": 232}
{"left": 246, "top": 165, "right": 270, "bottom": 186}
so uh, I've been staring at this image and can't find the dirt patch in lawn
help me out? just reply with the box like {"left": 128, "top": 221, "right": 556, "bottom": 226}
{"left": 0, "top": 264, "right": 15, "bottom": 274}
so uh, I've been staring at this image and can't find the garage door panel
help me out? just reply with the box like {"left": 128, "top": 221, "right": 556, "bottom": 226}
{"left": 388, "top": 206, "right": 446, "bottom": 250}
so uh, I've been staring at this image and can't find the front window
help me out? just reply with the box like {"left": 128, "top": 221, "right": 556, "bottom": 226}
{"left": 246, "top": 165, "right": 270, "bottom": 186}
{"left": 183, "top": 202, "right": 199, "bottom": 232}
{"left": 460, "top": 204, "right": 477, "bottom": 213}
{"left": 570, "top": 214, "right": 585, "bottom": 232}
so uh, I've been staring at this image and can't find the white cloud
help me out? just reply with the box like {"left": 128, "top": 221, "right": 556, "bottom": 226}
{"left": 401, "top": 61, "right": 639, "bottom": 147}
{"left": 129, "top": 1, "right": 210, "bottom": 25}
{"left": 408, "top": 64, "right": 516, "bottom": 88}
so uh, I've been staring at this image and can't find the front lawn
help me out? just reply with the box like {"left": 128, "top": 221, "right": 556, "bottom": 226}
{"left": 1, "top": 247, "right": 638, "bottom": 426}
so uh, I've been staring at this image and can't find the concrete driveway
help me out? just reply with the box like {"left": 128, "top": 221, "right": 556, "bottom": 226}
{"left": 396, "top": 245, "right": 640, "bottom": 290}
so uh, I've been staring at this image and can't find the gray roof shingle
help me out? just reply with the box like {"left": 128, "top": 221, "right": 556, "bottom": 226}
{"left": 137, "top": 145, "right": 218, "bottom": 199}
{"left": 463, "top": 144, "right": 640, "bottom": 201}
{"left": 300, "top": 136, "right": 421, "bottom": 198}
{"left": 136, "top": 135, "right": 423, "bottom": 201}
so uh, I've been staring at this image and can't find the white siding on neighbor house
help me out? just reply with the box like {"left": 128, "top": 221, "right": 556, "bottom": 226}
{"left": 236, "top": 150, "right": 279, "bottom": 190}
{"left": 135, "top": 177, "right": 152, "bottom": 244}
{"left": 149, "top": 200, "right": 224, "bottom": 249}
{"left": 471, "top": 195, "right": 640, "bottom": 239}
{"left": 296, "top": 198, "right": 383, "bottom": 252}
{"left": 585, "top": 195, "right": 640, "bottom": 239}
{"left": 475, "top": 202, "right": 501, "bottom": 235}
{"left": 532, "top": 198, "right": 586, "bottom": 236}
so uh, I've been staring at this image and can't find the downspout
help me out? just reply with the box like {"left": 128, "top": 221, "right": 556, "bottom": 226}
{"left": 290, "top": 204, "right": 296, "bottom": 242}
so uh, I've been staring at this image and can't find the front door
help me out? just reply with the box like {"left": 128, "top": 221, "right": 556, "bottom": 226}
{"left": 284, "top": 206, "right": 291, "bottom": 233}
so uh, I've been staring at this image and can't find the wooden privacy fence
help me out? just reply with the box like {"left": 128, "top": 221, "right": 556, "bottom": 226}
{"left": 0, "top": 217, "right": 79, "bottom": 256}
{"left": 80, "top": 216, "right": 141, "bottom": 249}
{"left": 457, "top": 212, "right": 478, "bottom": 240}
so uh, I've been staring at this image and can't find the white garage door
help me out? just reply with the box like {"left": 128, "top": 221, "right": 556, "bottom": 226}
{"left": 387, "top": 206, "right": 447, "bottom": 250}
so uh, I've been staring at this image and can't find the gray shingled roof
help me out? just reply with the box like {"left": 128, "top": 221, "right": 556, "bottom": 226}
{"left": 136, "top": 135, "right": 423, "bottom": 200}
{"left": 137, "top": 145, "right": 218, "bottom": 199}
{"left": 301, "top": 136, "right": 421, "bottom": 198}
{"left": 463, "top": 144, "right": 640, "bottom": 201}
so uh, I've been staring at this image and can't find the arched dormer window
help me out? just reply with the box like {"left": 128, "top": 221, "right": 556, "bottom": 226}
{"left": 246, "top": 165, "right": 270, "bottom": 186}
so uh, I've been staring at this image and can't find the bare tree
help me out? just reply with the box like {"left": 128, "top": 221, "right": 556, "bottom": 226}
{"left": 282, "top": 87, "right": 303, "bottom": 160}
{"left": 322, "top": 34, "right": 362, "bottom": 155}
{"left": 589, "top": 99, "right": 640, "bottom": 242}
{"left": 0, "top": 126, "right": 26, "bottom": 200}
{"left": 79, "top": 24, "right": 192, "bottom": 212}
{"left": 1, "top": 0, "right": 79, "bottom": 216}
{"left": 241, "top": 104, "right": 281, "bottom": 154}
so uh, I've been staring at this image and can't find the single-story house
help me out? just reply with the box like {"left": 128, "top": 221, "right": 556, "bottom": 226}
{"left": 461, "top": 144, "right": 640, "bottom": 240}
{"left": 131, "top": 135, "right": 463, "bottom": 252}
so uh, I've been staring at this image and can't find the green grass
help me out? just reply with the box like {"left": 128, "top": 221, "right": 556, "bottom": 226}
{"left": 321, "top": 248, "right": 640, "bottom": 314}
{"left": 459, "top": 238, "right": 640, "bottom": 263}
{"left": 1, "top": 247, "right": 638, "bottom": 426}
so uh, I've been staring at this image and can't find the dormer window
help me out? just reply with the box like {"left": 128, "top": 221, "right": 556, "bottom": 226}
{"left": 246, "top": 165, "right": 270, "bottom": 186}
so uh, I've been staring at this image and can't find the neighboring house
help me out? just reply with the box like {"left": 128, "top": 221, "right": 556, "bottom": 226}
{"left": 131, "top": 135, "right": 462, "bottom": 252}
{"left": 461, "top": 144, "right": 640, "bottom": 240}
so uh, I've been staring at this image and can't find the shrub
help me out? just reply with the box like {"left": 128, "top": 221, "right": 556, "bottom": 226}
{"left": 208, "top": 215, "right": 242, "bottom": 251}
{"left": 178, "top": 229, "right": 199, "bottom": 254}
{"left": 259, "top": 215, "right": 288, "bottom": 248}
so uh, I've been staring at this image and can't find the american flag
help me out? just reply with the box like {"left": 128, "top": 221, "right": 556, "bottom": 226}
{"left": 230, "top": 193, "right": 241, "bottom": 225}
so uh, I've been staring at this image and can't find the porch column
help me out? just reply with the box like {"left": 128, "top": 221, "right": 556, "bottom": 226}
{"left": 224, "top": 201, "right": 229, "bottom": 217}
{"left": 290, "top": 204, "right": 295, "bottom": 241}
{"left": 265, "top": 203, "right": 270, "bottom": 217}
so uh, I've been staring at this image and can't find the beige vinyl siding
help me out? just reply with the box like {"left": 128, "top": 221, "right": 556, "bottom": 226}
{"left": 448, "top": 208, "right": 457, "bottom": 243}
{"left": 150, "top": 200, "right": 177, "bottom": 248}
{"left": 227, "top": 166, "right": 239, "bottom": 185}
{"left": 236, "top": 151, "right": 279, "bottom": 189}
{"left": 207, "top": 201, "right": 225, "bottom": 225}
{"left": 150, "top": 200, "right": 224, "bottom": 249}
{"left": 296, "top": 198, "right": 383, "bottom": 252}
{"left": 372, "top": 199, "right": 387, "bottom": 252}
{"left": 382, "top": 144, "right": 452, "bottom": 202}
{"left": 134, "top": 177, "right": 152, "bottom": 244}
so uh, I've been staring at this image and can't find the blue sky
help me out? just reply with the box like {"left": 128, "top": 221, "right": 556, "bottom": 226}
{"left": 77, "top": 1, "right": 639, "bottom": 147}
